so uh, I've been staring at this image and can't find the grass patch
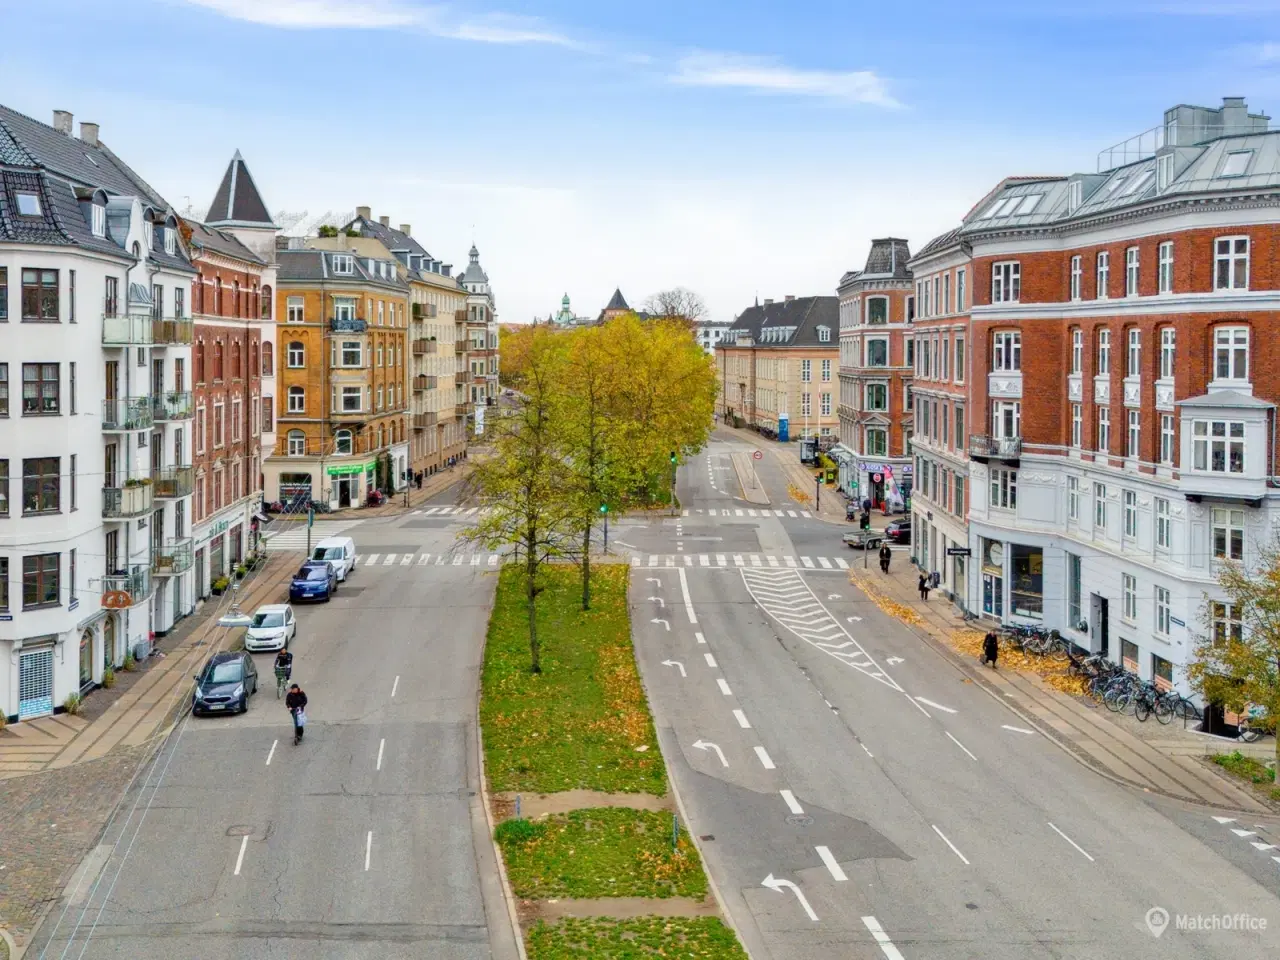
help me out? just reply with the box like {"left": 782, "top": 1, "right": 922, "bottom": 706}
{"left": 481, "top": 564, "right": 665, "bottom": 795}
{"left": 526, "top": 917, "right": 747, "bottom": 959}
{"left": 1212, "top": 751, "right": 1276, "bottom": 786}
{"left": 496, "top": 808, "right": 706, "bottom": 900}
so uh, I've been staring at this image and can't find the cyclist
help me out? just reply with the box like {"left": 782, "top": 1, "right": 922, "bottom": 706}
{"left": 273, "top": 648, "right": 293, "bottom": 694}
{"left": 285, "top": 683, "right": 308, "bottom": 743}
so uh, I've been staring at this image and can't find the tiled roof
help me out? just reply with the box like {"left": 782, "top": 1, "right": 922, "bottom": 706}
{"left": 205, "top": 150, "right": 275, "bottom": 227}
{"left": 184, "top": 217, "right": 265, "bottom": 265}
{"left": 0, "top": 122, "right": 34, "bottom": 165}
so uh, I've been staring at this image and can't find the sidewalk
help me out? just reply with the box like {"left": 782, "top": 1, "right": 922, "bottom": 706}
{"left": 714, "top": 424, "right": 851, "bottom": 524}
{"left": 847, "top": 560, "right": 1273, "bottom": 813}
{"left": 266, "top": 460, "right": 476, "bottom": 524}
{"left": 0, "top": 556, "right": 293, "bottom": 779}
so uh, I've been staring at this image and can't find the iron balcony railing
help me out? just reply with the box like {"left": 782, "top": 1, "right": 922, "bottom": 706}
{"left": 455, "top": 341, "right": 466, "bottom": 355}
{"left": 152, "top": 391, "right": 193, "bottom": 421}
{"left": 102, "top": 481, "right": 154, "bottom": 519}
{"left": 969, "top": 435, "right": 1023, "bottom": 460}
{"left": 102, "top": 565, "right": 152, "bottom": 606}
{"left": 330, "top": 316, "right": 369, "bottom": 333}
{"left": 152, "top": 317, "right": 194, "bottom": 345}
{"left": 102, "top": 397, "right": 153, "bottom": 432}
{"left": 454, "top": 370, "right": 468, "bottom": 385}
{"left": 152, "top": 537, "right": 194, "bottom": 576}
{"left": 102, "top": 314, "right": 154, "bottom": 346}
{"left": 153, "top": 466, "right": 194, "bottom": 499}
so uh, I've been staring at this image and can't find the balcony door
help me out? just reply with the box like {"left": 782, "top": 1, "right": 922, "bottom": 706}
{"left": 992, "top": 401, "right": 1021, "bottom": 440}
{"left": 105, "top": 361, "right": 119, "bottom": 403}
{"left": 174, "top": 427, "right": 184, "bottom": 468}
{"left": 152, "top": 358, "right": 164, "bottom": 395}
{"left": 105, "top": 530, "right": 119, "bottom": 574}
{"left": 104, "top": 443, "right": 119, "bottom": 488}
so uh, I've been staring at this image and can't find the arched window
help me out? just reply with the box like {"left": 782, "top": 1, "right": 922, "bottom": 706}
{"left": 213, "top": 340, "right": 224, "bottom": 380}
{"left": 214, "top": 277, "right": 222, "bottom": 315}
{"left": 250, "top": 341, "right": 259, "bottom": 380}
{"left": 262, "top": 341, "right": 274, "bottom": 376}
{"left": 287, "top": 429, "right": 306, "bottom": 456}
{"left": 231, "top": 341, "right": 242, "bottom": 380}
{"left": 233, "top": 280, "right": 241, "bottom": 318}
{"left": 195, "top": 273, "right": 204, "bottom": 314}
{"left": 378, "top": 424, "right": 385, "bottom": 449}
{"left": 335, "top": 429, "right": 353, "bottom": 455}
{"left": 287, "top": 386, "right": 305, "bottom": 413}
{"left": 261, "top": 285, "right": 272, "bottom": 320}
{"left": 194, "top": 339, "right": 205, "bottom": 383}
{"left": 287, "top": 341, "right": 304, "bottom": 368}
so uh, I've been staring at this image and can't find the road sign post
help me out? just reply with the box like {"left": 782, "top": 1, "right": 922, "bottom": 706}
{"left": 306, "top": 504, "right": 314, "bottom": 556}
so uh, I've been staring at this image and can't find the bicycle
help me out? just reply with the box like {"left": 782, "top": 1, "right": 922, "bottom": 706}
{"left": 1238, "top": 704, "right": 1271, "bottom": 743}
{"left": 275, "top": 666, "right": 291, "bottom": 699}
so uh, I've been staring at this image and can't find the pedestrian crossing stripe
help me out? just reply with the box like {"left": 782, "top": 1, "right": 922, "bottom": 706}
{"left": 357, "top": 551, "right": 506, "bottom": 567}
{"left": 632, "top": 554, "right": 851, "bottom": 571}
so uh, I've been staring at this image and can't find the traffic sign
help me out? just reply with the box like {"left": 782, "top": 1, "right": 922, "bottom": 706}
{"left": 752, "top": 450, "right": 763, "bottom": 461}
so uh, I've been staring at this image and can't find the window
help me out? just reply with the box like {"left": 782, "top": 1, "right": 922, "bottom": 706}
{"left": 989, "top": 469, "right": 1017, "bottom": 509}
{"left": 1126, "top": 328, "right": 1140, "bottom": 377}
{"left": 992, "top": 400, "right": 1020, "bottom": 439}
{"left": 954, "top": 338, "right": 965, "bottom": 382}
{"left": 335, "top": 429, "right": 353, "bottom": 455}
{"left": 954, "top": 474, "right": 964, "bottom": 514}
{"left": 287, "top": 430, "right": 306, "bottom": 456}
{"left": 801, "top": 359, "right": 811, "bottom": 383}
{"left": 1155, "top": 497, "right": 1171, "bottom": 549}
{"left": 21, "top": 363, "right": 58, "bottom": 414}
{"left": 1160, "top": 414, "right": 1175, "bottom": 465}
{"left": 232, "top": 398, "right": 242, "bottom": 442}
{"left": 341, "top": 386, "right": 362, "bottom": 412}
{"left": 262, "top": 342, "right": 273, "bottom": 376}
{"left": 0, "top": 459, "right": 6, "bottom": 515}
{"left": 866, "top": 297, "right": 888, "bottom": 324}
{"left": 22, "top": 554, "right": 59, "bottom": 608}
{"left": 15, "top": 192, "right": 41, "bottom": 216}
{"left": 1096, "top": 328, "right": 1111, "bottom": 374}
{"left": 992, "top": 331, "right": 1021, "bottom": 371}
{"left": 817, "top": 326, "right": 831, "bottom": 343}
{"left": 287, "top": 296, "right": 305, "bottom": 323}
{"left": 1127, "top": 410, "right": 1140, "bottom": 458}
{"left": 1096, "top": 251, "right": 1110, "bottom": 299}
{"left": 866, "top": 383, "right": 887, "bottom": 411}
{"left": 287, "top": 341, "right": 305, "bottom": 368}
{"left": 1071, "top": 329, "right": 1083, "bottom": 374}
{"left": 801, "top": 393, "right": 811, "bottom": 417}
{"left": 1212, "top": 602, "right": 1243, "bottom": 645}
{"left": 1125, "top": 247, "right": 1140, "bottom": 296}
{"left": 865, "top": 427, "right": 887, "bottom": 457}
{"left": 942, "top": 405, "right": 950, "bottom": 448}
{"left": 866, "top": 339, "right": 888, "bottom": 366}
{"left": 1156, "top": 153, "right": 1173, "bottom": 192}
{"left": 21, "top": 269, "right": 58, "bottom": 320}
{"left": 1212, "top": 507, "right": 1244, "bottom": 560}
{"left": 332, "top": 254, "right": 354, "bottom": 275}
{"left": 821, "top": 359, "right": 831, "bottom": 382}
{"left": 1213, "top": 327, "right": 1248, "bottom": 381}
{"left": 1097, "top": 406, "right": 1110, "bottom": 452}
{"left": 956, "top": 268, "right": 966, "bottom": 310}
{"left": 1070, "top": 256, "right": 1082, "bottom": 300}
{"left": 262, "top": 396, "right": 273, "bottom": 432}
{"left": 1071, "top": 404, "right": 1082, "bottom": 448}
{"left": 1220, "top": 150, "right": 1252, "bottom": 177}
{"left": 144, "top": 220, "right": 153, "bottom": 250}
{"left": 1215, "top": 237, "right": 1249, "bottom": 290}
{"left": 991, "top": 262, "right": 1020, "bottom": 302}
{"left": 1122, "top": 574, "right": 1137, "bottom": 622}
{"left": 1192, "top": 420, "right": 1245, "bottom": 473}
{"left": 1068, "top": 475, "right": 1080, "bottom": 520}
{"left": 69, "top": 453, "right": 76, "bottom": 510}
{"left": 164, "top": 226, "right": 176, "bottom": 256}
{"left": 287, "top": 386, "right": 305, "bottom": 413}
{"left": 69, "top": 362, "right": 76, "bottom": 414}
{"left": 1158, "top": 242, "right": 1173, "bottom": 294}
{"left": 376, "top": 385, "right": 384, "bottom": 410}
{"left": 821, "top": 392, "right": 832, "bottom": 417}
{"left": 1159, "top": 328, "right": 1175, "bottom": 379}
{"left": 0, "top": 362, "right": 8, "bottom": 416}
{"left": 1094, "top": 482, "right": 1107, "bottom": 529}
{"left": 955, "top": 405, "right": 964, "bottom": 447}
{"left": 340, "top": 341, "right": 362, "bottom": 367}
{"left": 105, "top": 276, "right": 119, "bottom": 317}
{"left": 213, "top": 401, "right": 224, "bottom": 447}
{"left": 1068, "top": 553, "right": 1082, "bottom": 626}
{"left": 1123, "top": 489, "right": 1138, "bottom": 539}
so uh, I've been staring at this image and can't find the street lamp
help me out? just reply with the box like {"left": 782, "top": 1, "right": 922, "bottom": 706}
{"left": 600, "top": 502, "right": 609, "bottom": 554}
{"left": 217, "top": 578, "right": 254, "bottom": 628}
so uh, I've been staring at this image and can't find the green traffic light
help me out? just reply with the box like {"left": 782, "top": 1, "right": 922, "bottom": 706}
{"left": 600, "top": 504, "right": 608, "bottom": 513}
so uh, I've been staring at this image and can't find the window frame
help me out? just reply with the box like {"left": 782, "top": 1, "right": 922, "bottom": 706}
{"left": 22, "top": 456, "right": 60, "bottom": 515}
{"left": 989, "top": 468, "right": 1017, "bottom": 510}
{"left": 1097, "top": 328, "right": 1111, "bottom": 375}
{"left": 1212, "top": 326, "right": 1249, "bottom": 383}
{"left": 22, "top": 553, "right": 60, "bottom": 609}
{"left": 1155, "top": 497, "right": 1171, "bottom": 550}
{"left": 340, "top": 385, "right": 362, "bottom": 413}
{"left": 1127, "top": 409, "right": 1141, "bottom": 459}
{"left": 287, "top": 341, "right": 305, "bottom": 369}
{"left": 21, "top": 362, "right": 59, "bottom": 415}
{"left": 21, "top": 268, "right": 59, "bottom": 321}
{"left": 1096, "top": 251, "right": 1110, "bottom": 300}
{"left": 1125, "top": 246, "right": 1140, "bottom": 297}
{"left": 1211, "top": 507, "right": 1244, "bottom": 561}
{"left": 1126, "top": 328, "right": 1141, "bottom": 377}
{"left": 991, "top": 261, "right": 1021, "bottom": 303}
{"left": 1071, "top": 403, "right": 1082, "bottom": 449}
{"left": 865, "top": 296, "right": 889, "bottom": 325}
{"left": 992, "top": 331, "right": 1021, "bottom": 372}
{"left": 1094, "top": 482, "right": 1107, "bottom": 529}
{"left": 1069, "top": 255, "right": 1082, "bottom": 301}
{"left": 287, "top": 429, "right": 306, "bottom": 456}
{"left": 1097, "top": 405, "right": 1110, "bottom": 453}
{"left": 286, "top": 386, "right": 305, "bottom": 414}
{"left": 1067, "top": 475, "right": 1079, "bottom": 520}
{"left": 1071, "top": 328, "right": 1083, "bottom": 375}
{"left": 1158, "top": 241, "right": 1174, "bottom": 294}
{"left": 865, "top": 382, "right": 888, "bottom": 412}
{"left": 1160, "top": 414, "right": 1175, "bottom": 465}
{"left": 1214, "top": 236, "right": 1249, "bottom": 291}
{"left": 1159, "top": 327, "right": 1175, "bottom": 380}
{"left": 1191, "top": 419, "right": 1245, "bottom": 474}
{"left": 1123, "top": 489, "right": 1138, "bottom": 540}
{"left": 1122, "top": 573, "right": 1138, "bottom": 623}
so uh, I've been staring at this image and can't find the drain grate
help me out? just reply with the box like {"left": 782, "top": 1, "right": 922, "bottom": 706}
{"left": 785, "top": 815, "right": 814, "bottom": 827}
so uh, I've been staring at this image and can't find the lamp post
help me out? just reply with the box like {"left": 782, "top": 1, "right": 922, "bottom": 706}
{"left": 670, "top": 451, "right": 678, "bottom": 517}
{"left": 814, "top": 471, "right": 822, "bottom": 512}
{"left": 217, "top": 578, "right": 254, "bottom": 629}
{"left": 601, "top": 502, "right": 609, "bottom": 554}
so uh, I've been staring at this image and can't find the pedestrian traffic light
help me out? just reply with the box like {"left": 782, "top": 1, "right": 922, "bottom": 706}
{"left": 600, "top": 503, "right": 608, "bottom": 514}
{"left": 861, "top": 512, "right": 870, "bottom": 530}
{"left": 669, "top": 451, "right": 677, "bottom": 464}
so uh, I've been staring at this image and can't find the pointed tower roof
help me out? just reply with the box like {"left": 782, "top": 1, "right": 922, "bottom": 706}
{"left": 206, "top": 150, "right": 275, "bottom": 227}
{"left": 605, "top": 287, "right": 629, "bottom": 311}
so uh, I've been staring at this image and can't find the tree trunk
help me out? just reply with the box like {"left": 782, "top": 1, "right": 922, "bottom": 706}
{"left": 581, "top": 521, "right": 592, "bottom": 611}
{"left": 526, "top": 542, "right": 540, "bottom": 674}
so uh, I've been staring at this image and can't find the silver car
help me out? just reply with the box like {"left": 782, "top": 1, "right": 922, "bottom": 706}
{"left": 244, "top": 603, "right": 297, "bottom": 653}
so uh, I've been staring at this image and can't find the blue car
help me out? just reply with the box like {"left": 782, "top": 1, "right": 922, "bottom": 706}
{"left": 290, "top": 561, "right": 336, "bottom": 602}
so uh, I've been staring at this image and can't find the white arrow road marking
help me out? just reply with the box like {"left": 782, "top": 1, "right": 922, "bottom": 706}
{"left": 915, "top": 697, "right": 957, "bottom": 714}
{"left": 815, "top": 845, "right": 848, "bottom": 881}
{"left": 886, "top": 657, "right": 904, "bottom": 666}
{"left": 661, "top": 659, "right": 687, "bottom": 678}
{"left": 716, "top": 679, "right": 732, "bottom": 695}
{"left": 862, "top": 916, "right": 906, "bottom": 960}
{"left": 646, "top": 577, "right": 662, "bottom": 586}
{"left": 847, "top": 616, "right": 863, "bottom": 623}
{"left": 234, "top": 835, "right": 248, "bottom": 876}
{"left": 1048, "top": 822, "right": 1095, "bottom": 862}
{"left": 651, "top": 618, "right": 670, "bottom": 631}
{"left": 1212, "top": 816, "right": 1237, "bottom": 824}
{"left": 733, "top": 709, "right": 751, "bottom": 729}
{"left": 754, "top": 746, "right": 775, "bottom": 769}
{"left": 932, "top": 824, "right": 970, "bottom": 865}
{"left": 780, "top": 790, "right": 804, "bottom": 815}
{"left": 1231, "top": 828, "right": 1258, "bottom": 838}
{"left": 692, "top": 740, "right": 728, "bottom": 767}
{"left": 762, "top": 874, "right": 818, "bottom": 921}
{"left": 1002, "top": 724, "right": 1036, "bottom": 735}
{"left": 945, "top": 731, "right": 977, "bottom": 760}
{"left": 647, "top": 596, "right": 666, "bottom": 608}
{"left": 678, "top": 568, "right": 698, "bottom": 624}
{"left": 827, "top": 593, "right": 841, "bottom": 600}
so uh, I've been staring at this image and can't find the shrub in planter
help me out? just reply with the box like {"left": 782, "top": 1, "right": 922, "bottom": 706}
{"left": 123, "top": 651, "right": 137, "bottom": 672}
{"left": 63, "top": 692, "right": 84, "bottom": 715}
{"left": 102, "top": 667, "right": 116, "bottom": 689}
{"left": 211, "top": 576, "right": 230, "bottom": 595}
{"left": 234, "top": 564, "right": 248, "bottom": 580}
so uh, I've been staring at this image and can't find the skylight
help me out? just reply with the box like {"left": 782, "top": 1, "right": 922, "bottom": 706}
{"left": 1106, "top": 175, "right": 1129, "bottom": 196}
{"left": 15, "top": 192, "right": 41, "bottom": 216}
{"left": 1120, "top": 171, "right": 1153, "bottom": 196}
{"left": 1221, "top": 150, "right": 1253, "bottom": 177}
{"left": 1015, "top": 193, "right": 1043, "bottom": 214}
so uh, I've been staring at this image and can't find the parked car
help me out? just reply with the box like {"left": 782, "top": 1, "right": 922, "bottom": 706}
{"left": 884, "top": 517, "right": 912, "bottom": 544}
{"left": 310, "top": 536, "right": 357, "bottom": 581}
{"left": 192, "top": 650, "right": 259, "bottom": 715}
{"left": 842, "top": 529, "right": 883, "bottom": 550}
{"left": 289, "top": 561, "right": 337, "bottom": 602}
{"left": 244, "top": 603, "right": 297, "bottom": 653}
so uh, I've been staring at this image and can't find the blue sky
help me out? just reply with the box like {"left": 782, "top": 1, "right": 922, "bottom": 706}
{"left": 2, "top": 0, "right": 1279, "bottom": 323}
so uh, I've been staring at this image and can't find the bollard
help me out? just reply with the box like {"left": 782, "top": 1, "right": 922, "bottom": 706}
{"left": 672, "top": 813, "right": 679, "bottom": 852}
{"left": 516, "top": 794, "right": 521, "bottom": 819}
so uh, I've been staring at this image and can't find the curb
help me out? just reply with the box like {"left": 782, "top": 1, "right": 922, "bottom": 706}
{"left": 1, "top": 924, "right": 17, "bottom": 959}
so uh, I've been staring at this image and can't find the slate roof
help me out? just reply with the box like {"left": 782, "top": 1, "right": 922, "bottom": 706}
{"left": 184, "top": 217, "right": 265, "bottom": 265}
{"left": 205, "top": 150, "right": 275, "bottom": 227}
{"left": 725, "top": 296, "right": 839, "bottom": 348}
{"left": 0, "top": 168, "right": 127, "bottom": 257}
{"left": 460, "top": 244, "right": 488, "bottom": 285}
{"left": 277, "top": 248, "right": 409, "bottom": 291}
{"left": 914, "top": 226, "right": 964, "bottom": 260}
{"left": 604, "top": 287, "right": 630, "bottom": 311}
{"left": 343, "top": 215, "right": 431, "bottom": 260}
{"left": 861, "top": 239, "right": 913, "bottom": 279}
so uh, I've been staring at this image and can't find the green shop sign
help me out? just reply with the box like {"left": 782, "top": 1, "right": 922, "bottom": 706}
{"left": 326, "top": 461, "right": 376, "bottom": 477}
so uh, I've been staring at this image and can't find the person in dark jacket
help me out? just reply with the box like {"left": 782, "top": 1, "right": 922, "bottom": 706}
{"left": 878, "top": 542, "right": 892, "bottom": 574}
{"left": 285, "top": 684, "right": 308, "bottom": 742}
{"left": 918, "top": 573, "right": 930, "bottom": 601}
{"left": 982, "top": 631, "right": 999, "bottom": 669}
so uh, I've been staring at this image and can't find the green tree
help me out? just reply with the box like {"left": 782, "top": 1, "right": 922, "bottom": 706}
{"left": 1188, "top": 540, "right": 1280, "bottom": 765}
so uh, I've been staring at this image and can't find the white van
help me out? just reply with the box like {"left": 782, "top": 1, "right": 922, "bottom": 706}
{"left": 311, "top": 536, "right": 357, "bottom": 581}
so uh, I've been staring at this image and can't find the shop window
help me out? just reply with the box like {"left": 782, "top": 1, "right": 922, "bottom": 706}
{"left": 1010, "top": 544, "right": 1043, "bottom": 620}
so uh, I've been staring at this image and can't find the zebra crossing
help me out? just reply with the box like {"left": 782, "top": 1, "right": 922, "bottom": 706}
{"left": 683, "top": 508, "right": 812, "bottom": 519}
{"left": 362, "top": 551, "right": 505, "bottom": 568}
{"left": 632, "top": 553, "right": 851, "bottom": 571}
{"left": 260, "top": 519, "right": 364, "bottom": 551}
{"left": 410, "top": 506, "right": 490, "bottom": 518}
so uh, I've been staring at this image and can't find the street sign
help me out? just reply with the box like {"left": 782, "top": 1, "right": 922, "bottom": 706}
{"left": 752, "top": 450, "right": 763, "bottom": 461}
{"left": 946, "top": 546, "right": 971, "bottom": 557}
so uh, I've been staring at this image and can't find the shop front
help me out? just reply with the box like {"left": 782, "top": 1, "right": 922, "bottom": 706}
{"left": 829, "top": 445, "right": 857, "bottom": 497}
{"left": 976, "top": 537, "right": 1044, "bottom": 623}
{"left": 327, "top": 460, "right": 378, "bottom": 508}
{"left": 854, "top": 460, "right": 912, "bottom": 513}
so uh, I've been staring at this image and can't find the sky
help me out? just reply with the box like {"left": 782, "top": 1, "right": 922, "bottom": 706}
{"left": 2, "top": 0, "right": 1279, "bottom": 324}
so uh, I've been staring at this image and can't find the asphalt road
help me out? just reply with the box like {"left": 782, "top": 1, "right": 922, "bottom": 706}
{"left": 626, "top": 436, "right": 1280, "bottom": 959}
{"left": 29, "top": 492, "right": 517, "bottom": 960}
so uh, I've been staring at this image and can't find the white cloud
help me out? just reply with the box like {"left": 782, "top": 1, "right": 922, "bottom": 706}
{"left": 672, "top": 52, "right": 899, "bottom": 107}
{"left": 1257, "top": 41, "right": 1280, "bottom": 60}
{"left": 440, "top": 13, "right": 579, "bottom": 48}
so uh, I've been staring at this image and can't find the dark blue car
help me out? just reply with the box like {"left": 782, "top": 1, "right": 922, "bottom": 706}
{"left": 290, "top": 561, "right": 336, "bottom": 602}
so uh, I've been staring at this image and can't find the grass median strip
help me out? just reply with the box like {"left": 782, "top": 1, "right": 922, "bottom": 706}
{"left": 525, "top": 916, "right": 748, "bottom": 959}
{"left": 482, "top": 564, "right": 665, "bottom": 795}
{"left": 1211, "top": 751, "right": 1280, "bottom": 801}
{"left": 496, "top": 808, "right": 707, "bottom": 900}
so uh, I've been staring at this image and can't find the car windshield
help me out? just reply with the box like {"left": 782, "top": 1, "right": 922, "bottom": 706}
{"left": 252, "top": 612, "right": 284, "bottom": 628}
{"left": 297, "top": 566, "right": 328, "bottom": 581}
{"left": 313, "top": 547, "right": 343, "bottom": 561}
{"left": 206, "top": 661, "right": 243, "bottom": 684}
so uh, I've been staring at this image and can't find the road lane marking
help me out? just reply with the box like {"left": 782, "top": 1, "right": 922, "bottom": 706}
{"left": 767, "top": 555, "right": 779, "bottom": 566}
{"left": 932, "top": 825, "right": 970, "bottom": 865}
{"left": 365, "top": 554, "right": 380, "bottom": 565}
{"left": 704, "top": 653, "right": 717, "bottom": 668}
{"left": 716, "top": 554, "right": 727, "bottom": 566}
{"left": 802, "top": 511, "right": 812, "bottom": 518}
{"left": 1048, "top": 822, "right": 1095, "bottom": 861}
{"left": 945, "top": 731, "right": 977, "bottom": 761}
{"left": 733, "top": 709, "right": 751, "bottom": 728}
{"left": 784, "top": 556, "right": 797, "bottom": 567}
{"left": 1002, "top": 725, "right": 1035, "bottom": 735}
{"left": 401, "top": 553, "right": 413, "bottom": 565}
{"left": 763, "top": 874, "right": 817, "bottom": 920}
{"left": 733, "top": 555, "right": 744, "bottom": 566}
{"left": 383, "top": 554, "right": 396, "bottom": 565}
{"left": 908, "top": 697, "right": 932, "bottom": 718}
{"left": 418, "top": 553, "right": 432, "bottom": 564}
{"left": 452, "top": 554, "right": 464, "bottom": 565}
{"left": 377, "top": 738, "right": 385, "bottom": 771}
{"left": 815, "top": 845, "right": 848, "bottom": 881}
{"left": 717, "top": 679, "right": 732, "bottom": 695}
{"left": 678, "top": 568, "right": 697, "bottom": 623}
{"left": 817, "top": 557, "right": 832, "bottom": 569}
{"left": 754, "top": 746, "right": 775, "bottom": 769}
{"left": 787, "top": 510, "right": 798, "bottom": 517}
{"left": 695, "top": 632, "right": 706, "bottom": 644}
{"left": 780, "top": 790, "right": 804, "bottom": 815}
{"left": 365, "top": 831, "right": 373, "bottom": 871}
{"left": 800, "top": 557, "right": 815, "bottom": 568}
{"left": 699, "top": 554, "right": 710, "bottom": 566}
{"left": 860, "top": 742, "right": 874, "bottom": 758}
{"left": 234, "top": 835, "right": 248, "bottom": 876}
{"left": 265, "top": 740, "right": 278, "bottom": 766}
{"left": 915, "top": 697, "right": 957, "bottom": 714}
{"left": 861, "top": 917, "right": 906, "bottom": 960}
{"left": 391, "top": 675, "right": 400, "bottom": 698}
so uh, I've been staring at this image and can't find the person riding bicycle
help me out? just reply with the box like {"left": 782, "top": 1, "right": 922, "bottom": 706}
{"left": 285, "top": 683, "right": 308, "bottom": 741}
{"left": 274, "top": 648, "right": 293, "bottom": 685}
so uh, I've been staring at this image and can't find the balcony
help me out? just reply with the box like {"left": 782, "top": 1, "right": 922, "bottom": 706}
{"left": 153, "top": 466, "right": 194, "bottom": 499}
{"left": 413, "top": 375, "right": 437, "bottom": 392}
{"left": 103, "top": 481, "right": 153, "bottom": 519}
{"left": 413, "top": 338, "right": 438, "bottom": 356}
{"left": 152, "top": 391, "right": 193, "bottom": 421}
{"left": 102, "top": 314, "right": 153, "bottom": 346}
{"left": 969, "top": 435, "right": 1022, "bottom": 462}
{"left": 455, "top": 341, "right": 466, "bottom": 355}
{"left": 413, "top": 411, "right": 438, "bottom": 429}
{"left": 330, "top": 316, "right": 369, "bottom": 333}
{"left": 102, "top": 397, "right": 153, "bottom": 432}
{"left": 152, "top": 538, "right": 194, "bottom": 576}
{"left": 152, "top": 317, "right": 194, "bottom": 345}
{"left": 455, "top": 309, "right": 468, "bottom": 321}
{"left": 455, "top": 370, "right": 468, "bottom": 385}
{"left": 102, "top": 566, "right": 152, "bottom": 607}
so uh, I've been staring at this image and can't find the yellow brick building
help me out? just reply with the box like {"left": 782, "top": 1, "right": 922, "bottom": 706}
{"left": 264, "top": 247, "right": 410, "bottom": 508}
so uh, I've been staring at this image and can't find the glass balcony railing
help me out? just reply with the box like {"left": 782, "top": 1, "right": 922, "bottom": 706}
{"left": 969, "top": 435, "right": 1022, "bottom": 461}
{"left": 102, "top": 566, "right": 152, "bottom": 607}
{"left": 153, "top": 466, "right": 194, "bottom": 499}
{"left": 102, "top": 481, "right": 154, "bottom": 519}
{"left": 152, "top": 391, "right": 193, "bottom": 421}
{"left": 152, "top": 317, "right": 194, "bottom": 345}
{"left": 102, "top": 314, "right": 153, "bottom": 346}
{"left": 102, "top": 397, "right": 153, "bottom": 432}
{"left": 152, "top": 538, "right": 194, "bottom": 576}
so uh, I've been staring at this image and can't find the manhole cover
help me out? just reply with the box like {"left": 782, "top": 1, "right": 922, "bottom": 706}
{"left": 786, "top": 815, "right": 814, "bottom": 827}
{"left": 225, "top": 825, "right": 254, "bottom": 837}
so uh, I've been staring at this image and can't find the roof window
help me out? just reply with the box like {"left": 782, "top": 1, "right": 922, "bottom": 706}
{"left": 1106, "top": 175, "right": 1128, "bottom": 196}
{"left": 15, "top": 192, "right": 41, "bottom": 217}
{"left": 1014, "top": 193, "right": 1043, "bottom": 214}
{"left": 1220, "top": 150, "right": 1253, "bottom": 177}
{"left": 1120, "top": 171, "right": 1153, "bottom": 196}
{"left": 332, "top": 254, "right": 353, "bottom": 275}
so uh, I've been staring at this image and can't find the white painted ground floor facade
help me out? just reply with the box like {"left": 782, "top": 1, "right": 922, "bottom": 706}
{"left": 191, "top": 496, "right": 258, "bottom": 601}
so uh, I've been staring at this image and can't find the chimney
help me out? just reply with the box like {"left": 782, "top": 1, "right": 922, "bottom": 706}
{"left": 784, "top": 294, "right": 795, "bottom": 302}
{"left": 1222, "top": 96, "right": 1248, "bottom": 134}
{"left": 52, "top": 110, "right": 72, "bottom": 135}
{"left": 400, "top": 223, "right": 411, "bottom": 235}
{"left": 78, "top": 122, "right": 99, "bottom": 147}
{"left": 763, "top": 298, "right": 774, "bottom": 305}
{"left": 356, "top": 206, "right": 371, "bottom": 220}
{"left": 379, "top": 215, "right": 390, "bottom": 227}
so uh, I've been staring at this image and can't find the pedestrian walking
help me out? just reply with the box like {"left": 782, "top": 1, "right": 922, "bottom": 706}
{"left": 981, "top": 631, "right": 999, "bottom": 669}
{"left": 918, "top": 573, "right": 930, "bottom": 601}
{"left": 878, "top": 542, "right": 892, "bottom": 574}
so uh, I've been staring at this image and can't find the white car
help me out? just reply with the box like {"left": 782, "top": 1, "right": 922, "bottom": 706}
{"left": 311, "top": 536, "right": 357, "bottom": 582}
{"left": 244, "top": 604, "right": 297, "bottom": 653}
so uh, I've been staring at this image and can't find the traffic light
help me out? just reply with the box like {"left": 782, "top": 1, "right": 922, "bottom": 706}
{"left": 669, "top": 451, "right": 677, "bottom": 464}
{"left": 861, "top": 512, "right": 871, "bottom": 530}
{"left": 600, "top": 503, "right": 608, "bottom": 514}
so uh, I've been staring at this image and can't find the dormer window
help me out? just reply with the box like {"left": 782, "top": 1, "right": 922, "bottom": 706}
{"left": 164, "top": 227, "right": 176, "bottom": 256}
{"left": 91, "top": 204, "right": 105, "bottom": 238}
{"left": 143, "top": 221, "right": 153, "bottom": 249}
{"left": 15, "top": 192, "right": 41, "bottom": 217}
{"left": 1067, "top": 181, "right": 1082, "bottom": 212}
{"left": 816, "top": 325, "right": 831, "bottom": 343}
{"left": 332, "top": 255, "right": 353, "bottom": 275}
